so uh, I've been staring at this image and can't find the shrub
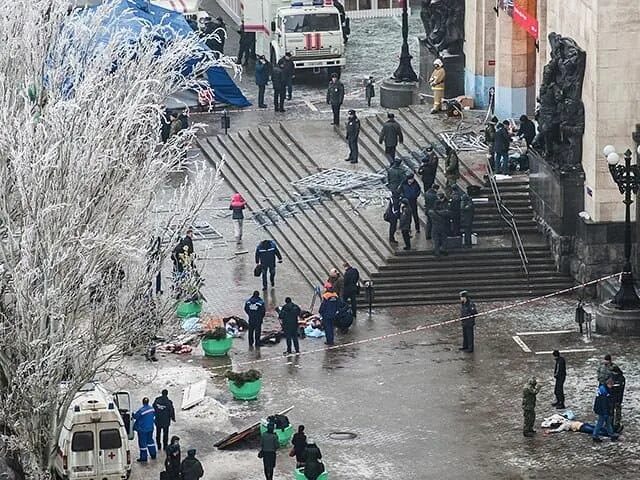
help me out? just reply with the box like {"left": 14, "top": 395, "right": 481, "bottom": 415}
{"left": 224, "top": 369, "right": 262, "bottom": 387}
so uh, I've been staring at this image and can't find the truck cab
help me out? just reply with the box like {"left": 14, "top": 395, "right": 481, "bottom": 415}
{"left": 53, "top": 383, "right": 132, "bottom": 480}
{"left": 271, "top": 2, "right": 345, "bottom": 71}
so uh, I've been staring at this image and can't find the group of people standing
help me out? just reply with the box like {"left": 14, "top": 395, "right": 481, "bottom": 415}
{"left": 244, "top": 253, "right": 360, "bottom": 354}
{"left": 130, "top": 392, "right": 204, "bottom": 480}
{"left": 260, "top": 424, "right": 325, "bottom": 480}
{"left": 254, "top": 52, "right": 296, "bottom": 111}
{"left": 522, "top": 352, "right": 626, "bottom": 442}
{"left": 383, "top": 137, "right": 474, "bottom": 254}
{"left": 484, "top": 114, "right": 537, "bottom": 174}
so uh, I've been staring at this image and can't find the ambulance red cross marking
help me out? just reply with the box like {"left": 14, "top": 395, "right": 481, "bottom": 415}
{"left": 107, "top": 451, "right": 116, "bottom": 460}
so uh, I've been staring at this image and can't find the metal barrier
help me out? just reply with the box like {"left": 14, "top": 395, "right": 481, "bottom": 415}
{"left": 486, "top": 159, "right": 529, "bottom": 279}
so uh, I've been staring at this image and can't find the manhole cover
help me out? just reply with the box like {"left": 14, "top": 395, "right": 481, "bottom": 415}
{"left": 329, "top": 431, "right": 358, "bottom": 440}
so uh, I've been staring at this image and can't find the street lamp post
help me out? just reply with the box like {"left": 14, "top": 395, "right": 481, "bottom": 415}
{"left": 393, "top": 0, "right": 418, "bottom": 82}
{"left": 603, "top": 128, "right": 640, "bottom": 309}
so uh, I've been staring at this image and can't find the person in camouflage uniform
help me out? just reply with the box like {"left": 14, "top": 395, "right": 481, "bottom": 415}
{"left": 522, "top": 377, "right": 542, "bottom": 437}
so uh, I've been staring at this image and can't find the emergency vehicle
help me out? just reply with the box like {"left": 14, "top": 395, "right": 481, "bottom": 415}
{"left": 245, "top": 0, "right": 347, "bottom": 73}
{"left": 53, "top": 383, "right": 132, "bottom": 480}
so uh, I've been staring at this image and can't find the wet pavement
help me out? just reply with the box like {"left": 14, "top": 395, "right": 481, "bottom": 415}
{"left": 115, "top": 5, "right": 640, "bottom": 480}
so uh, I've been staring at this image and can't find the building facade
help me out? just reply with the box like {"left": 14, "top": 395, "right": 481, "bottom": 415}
{"left": 464, "top": 0, "right": 640, "bottom": 283}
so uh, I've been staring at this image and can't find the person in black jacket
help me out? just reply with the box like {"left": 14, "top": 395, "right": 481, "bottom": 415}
{"left": 609, "top": 365, "right": 625, "bottom": 432}
{"left": 236, "top": 23, "right": 256, "bottom": 66}
{"left": 291, "top": 425, "right": 307, "bottom": 468}
{"left": 278, "top": 297, "right": 301, "bottom": 355}
{"left": 459, "top": 290, "right": 477, "bottom": 353}
{"left": 551, "top": 350, "right": 566, "bottom": 409}
{"left": 342, "top": 261, "right": 360, "bottom": 318}
{"left": 153, "top": 389, "right": 176, "bottom": 451}
{"left": 164, "top": 436, "right": 181, "bottom": 480}
{"left": 429, "top": 196, "right": 450, "bottom": 256}
{"left": 494, "top": 120, "right": 512, "bottom": 174}
{"left": 345, "top": 109, "right": 360, "bottom": 163}
{"left": 417, "top": 146, "right": 438, "bottom": 190}
{"left": 399, "top": 199, "right": 412, "bottom": 250}
{"left": 255, "top": 239, "right": 283, "bottom": 290}
{"left": 384, "top": 196, "right": 401, "bottom": 244}
{"left": 378, "top": 113, "right": 403, "bottom": 161}
{"left": 302, "top": 440, "right": 324, "bottom": 480}
{"left": 279, "top": 52, "right": 295, "bottom": 100}
{"left": 446, "top": 186, "right": 462, "bottom": 236}
{"left": 518, "top": 114, "right": 537, "bottom": 148}
{"left": 180, "top": 448, "right": 204, "bottom": 480}
{"left": 272, "top": 61, "right": 286, "bottom": 112}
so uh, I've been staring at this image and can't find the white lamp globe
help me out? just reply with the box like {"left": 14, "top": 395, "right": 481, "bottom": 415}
{"left": 607, "top": 152, "right": 620, "bottom": 166}
{"left": 603, "top": 145, "right": 616, "bottom": 157}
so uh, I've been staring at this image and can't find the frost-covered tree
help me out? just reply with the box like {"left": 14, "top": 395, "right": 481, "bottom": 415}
{"left": 0, "top": 0, "right": 234, "bottom": 476}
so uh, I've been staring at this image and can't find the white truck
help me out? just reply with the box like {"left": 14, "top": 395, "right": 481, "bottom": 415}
{"left": 53, "top": 383, "right": 132, "bottom": 480}
{"left": 244, "top": 0, "right": 346, "bottom": 73}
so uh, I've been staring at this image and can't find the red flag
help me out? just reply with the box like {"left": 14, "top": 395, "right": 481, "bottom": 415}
{"left": 512, "top": 3, "right": 539, "bottom": 39}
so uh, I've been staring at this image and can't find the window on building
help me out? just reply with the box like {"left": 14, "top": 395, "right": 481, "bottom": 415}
{"left": 99, "top": 429, "right": 122, "bottom": 450}
{"left": 71, "top": 431, "right": 94, "bottom": 452}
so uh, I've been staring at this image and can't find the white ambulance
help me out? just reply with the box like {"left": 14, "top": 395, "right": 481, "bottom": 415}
{"left": 53, "top": 383, "right": 132, "bottom": 480}
{"left": 245, "top": 0, "right": 346, "bottom": 73}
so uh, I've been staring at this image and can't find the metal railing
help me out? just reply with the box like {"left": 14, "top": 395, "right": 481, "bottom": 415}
{"left": 486, "top": 159, "right": 529, "bottom": 279}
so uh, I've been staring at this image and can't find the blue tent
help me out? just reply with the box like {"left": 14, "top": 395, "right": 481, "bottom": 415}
{"left": 86, "top": 0, "right": 250, "bottom": 107}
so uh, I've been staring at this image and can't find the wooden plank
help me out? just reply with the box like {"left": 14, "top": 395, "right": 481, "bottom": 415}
{"left": 181, "top": 379, "right": 207, "bottom": 410}
{"left": 214, "top": 405, "right": 295, "bottom": 449}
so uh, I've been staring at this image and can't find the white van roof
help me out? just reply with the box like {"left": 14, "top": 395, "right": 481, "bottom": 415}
{"left": 152, "top": 0, "right": 202, "bottom": 14}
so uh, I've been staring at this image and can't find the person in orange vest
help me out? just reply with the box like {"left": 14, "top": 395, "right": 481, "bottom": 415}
{"left": 429, "top": 58, "right": 446, "bottom": 114}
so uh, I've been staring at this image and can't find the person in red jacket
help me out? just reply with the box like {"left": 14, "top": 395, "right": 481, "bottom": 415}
{"left": 229, "top": 193, "right": 247, "bottom": 243}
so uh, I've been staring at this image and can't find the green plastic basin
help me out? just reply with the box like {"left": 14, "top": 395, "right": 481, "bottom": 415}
{"left": 202, "top": 336, "right": 233, "bottom": 357}
{"left": 294, "top": 468, "right": 328, "bottom": 480}
{"left": 176, "top": 301, "right": 202, "bottom": 318}
{"left": 227, "top": 379, "right": 262, "bottom": 400}
{"left": 260, "top": 423, "right": 293, "bottom": 447}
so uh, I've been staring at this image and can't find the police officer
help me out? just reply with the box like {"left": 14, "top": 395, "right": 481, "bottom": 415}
{"left": 236, "top": 23, "right": 255, "bottom": 65}
{"left": 133, "top": 397, "right": 157, "bottom": 462}
{"left": 244, "top": 290, "right": 266, "bottom": 348}
{"left": 271, "top": 61, "right": 286, "bottom": 113}
{"left": 459, "top": 290, "right": 477, "bottom": 353}
{"left": 153, "top": 389, "right": 176, "bottom": 451}
{"left": 255, "top": 239, "right": 283, "bottom": 290}
{"left": 522, "top": 377, "right": 542, "bottom": 437}
{"left": 446, "top": 186, "right": 462, "bottom": 236}
{"left": 428, "top": 194, "right": 450, "bottom": 256}
{"left": 345, "top": 109, "right": 360, "bottom": 163}
{"left": 326, "top": 73, "right": 345, "bottom": 126}
{"left": 278, "top": 52, "right": 295, "bottom": 100}
{"left": 384, "top": 196, "right": 401, "bottom": 245}
{"left": 255, "top": 55, "right": 270, "bottom": 109}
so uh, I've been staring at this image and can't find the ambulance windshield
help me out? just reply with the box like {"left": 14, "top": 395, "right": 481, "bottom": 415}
{"left": 283, "top": 13, "right": 340, "bottom": 33}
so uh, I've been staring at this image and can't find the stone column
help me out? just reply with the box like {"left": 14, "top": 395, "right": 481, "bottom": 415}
{"left": 463, "top": 0, "right": 496, "bottom": 108}
{"left": 494, "top": 0, "right": 537, "bottom": 119}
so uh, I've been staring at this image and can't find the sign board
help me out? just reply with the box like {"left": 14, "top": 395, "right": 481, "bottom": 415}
{"left": 182, "top": 379, "right": 207, "bottom": 410}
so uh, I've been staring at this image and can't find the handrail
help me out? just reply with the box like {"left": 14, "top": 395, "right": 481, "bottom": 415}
{"left": 486, "top": 159, "right": 529, "bottom": 279}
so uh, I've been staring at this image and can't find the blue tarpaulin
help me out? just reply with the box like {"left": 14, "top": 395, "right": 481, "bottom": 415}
{"left": 86, "top": 0, "right": 250, "bottom": 107}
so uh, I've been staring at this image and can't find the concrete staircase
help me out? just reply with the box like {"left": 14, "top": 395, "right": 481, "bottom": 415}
{"left": 198, "top": 114, "right": 573, "bottom": 307}
{"left": 340, "top": 106, "right": 539, "bottom": 236}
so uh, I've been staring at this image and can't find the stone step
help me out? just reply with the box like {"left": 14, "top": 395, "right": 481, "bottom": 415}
{"left": 365, "top": 289, "right": 574, "bottom": 307}
{"left": 373, "top": 277, "right": 568, "bottom": 296}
